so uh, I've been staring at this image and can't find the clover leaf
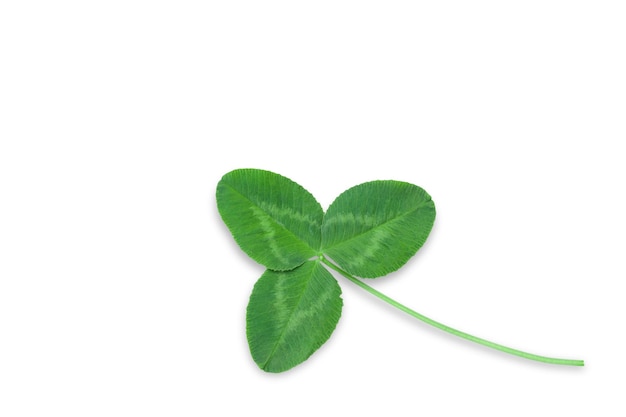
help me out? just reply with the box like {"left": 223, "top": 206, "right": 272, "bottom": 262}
{"left": 321, "top": 180, "right": 435, "bottom": 278}
{"left": 216, "top": 168, "right": 583, "bottom": 372}
{"left": 246, "top": 261, "right": 342, "bottom": 373}
{"left": 216, "top": 169, "right": 323, "bottom": 271}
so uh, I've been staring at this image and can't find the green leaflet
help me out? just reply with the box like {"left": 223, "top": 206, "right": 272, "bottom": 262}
{"left": 217, "top": 168, "right": 584, "bottom": 372}
{"left": 246, "top": 261, "right": 342, "bottom": 373}
{"left": 216, "top": 169, "right": 323, "bottom": 271}
{"left": 321, "top": 180, "right": 435, "bottom": 278}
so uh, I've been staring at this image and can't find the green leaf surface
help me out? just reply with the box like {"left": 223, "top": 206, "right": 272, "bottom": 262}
{"left": 216, "top": 169, "right": 323, "bottom": 270}
{"left": 246, "top": 261, "right": 343, "bottom": 373}
{"left": 218, "top": 170, "right": 583, "bottom": 370}
{"left": 321, "top": 180, "right": 436, "bottom": 278}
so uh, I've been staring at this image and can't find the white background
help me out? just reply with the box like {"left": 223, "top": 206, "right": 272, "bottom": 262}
{"left": 1, "top": 1, "right": 625, "bottom": 416}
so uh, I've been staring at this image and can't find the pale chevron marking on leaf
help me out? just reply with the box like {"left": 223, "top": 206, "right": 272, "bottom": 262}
{"left": 222, "top": 181, "right": 318, "bottom": 254}
{"left": 275, "top": 265, "right": 338, "bottom": 344}
{"left": 248, "top": 205, "right": 291, "bottom": 266}
{"left": 322, "top": 203, "right": 428, "bottom": 252}
{"left": 225, "top": 183, "right": 318, "bottom": 245}
{"left": 258, "top": 201, "right": 321, "bottom": 247}
{"left": 262, "top": 263, "right": 341, "bottom": 371}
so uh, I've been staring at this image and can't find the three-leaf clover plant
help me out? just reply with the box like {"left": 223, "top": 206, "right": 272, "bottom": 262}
{"left": 216, "top": 168, "right": 584, "bottom": 372}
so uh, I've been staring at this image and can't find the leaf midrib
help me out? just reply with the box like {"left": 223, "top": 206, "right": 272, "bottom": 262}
{"left": 260, "top": 262, "right": 318, "bottom": 370}
{"left": 321, "top": 200, "right": 432, "bottom": 253}
{"left": 222, "top": 182, "right": 319, "bottom": 253}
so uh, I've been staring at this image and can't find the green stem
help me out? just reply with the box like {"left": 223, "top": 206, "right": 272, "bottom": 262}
{"left": 320, "top": 257, "right": 584, "bottom": 367}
